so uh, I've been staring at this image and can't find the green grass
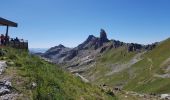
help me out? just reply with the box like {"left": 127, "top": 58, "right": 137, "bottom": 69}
{"left": 2, "top": 38, "right": 170, "bottom": 99}
{"left": 100, "top": 46, "right": 135, "bottom": 64}
{"left": 0, "top": 47, "right": 116, "bottom": 100}
{"left": 98, "top": 38, "right": 170, "bottom": 93}
{"left": 85, "top": 46, "right": 136, "bottom": 85}
{"left": 85, "top": 38, "right": 170, "bottom": 94}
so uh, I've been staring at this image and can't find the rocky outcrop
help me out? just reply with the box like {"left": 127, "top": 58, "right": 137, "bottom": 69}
{"left": 0, "top": 61, "right": 21, "bottom": 99}
{"left": 111, "top": 40, "right": 125, "bottom": 48}
{"left": 77, "top": 29, "right": 110, "bottom": 50}
{"left": 0, "top": 61, "right": 7, "bottom": 75}
{"left": 144, "top": 42, "right": 158, "bottom": 50}
{"left": 64, "top": 50, "right": 78, "bottom": 61}
{"left": 42, "top": 29, "right": 157, "bottom": 70}
{"left": 77, "top": 35, "right": 99, "bottom": 50}
{"left": 99, "top": 29, "right": 109, "bottom": 46}
{"left": 43, "top": 44, "right": 70, "bottom": 58}
{"left": 127, "top": 43, "right": 143, "bottom": 52}
{"left": 0, "top": 80, "right": 12, "bottom": 96}
{"left": 127, "top": 42, "right": 158, "bottom": 52}
{"left": 42, "top": 44, "right": 71, "bottom": 63}
{"left": 42, "top": 29, "right": 112, "bottom": 64}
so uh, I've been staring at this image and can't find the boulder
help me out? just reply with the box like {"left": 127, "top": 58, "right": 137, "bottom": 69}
{"left": 0, "top": 61, "right": 7, "bottom": 75}
{"left": 161, "top": 94, "right": 170, "bottom": 99}
{"left": 0, "top": 87, "right": 10, "bottom": 96}
{"left": 4, "top": 80, "right": 12, "bottom": 87}
{"left": 31, "top": 82, "right": 37, "bottom": 89}
{"left": 0, "top": 80, "right": 12, "bottom": 96}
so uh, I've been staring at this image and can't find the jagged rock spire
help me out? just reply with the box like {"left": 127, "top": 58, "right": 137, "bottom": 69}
{"left": 99, "top": 29, "right": 109, "bottom": 46}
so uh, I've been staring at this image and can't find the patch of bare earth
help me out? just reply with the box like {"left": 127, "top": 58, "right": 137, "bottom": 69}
{"left": 0, "top": 61, "right": 31, "bottom": 100}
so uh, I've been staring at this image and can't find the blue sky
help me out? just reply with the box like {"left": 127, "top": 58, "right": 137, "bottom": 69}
{"left": 0, "top": 0, "right": 170, "bottom": 48}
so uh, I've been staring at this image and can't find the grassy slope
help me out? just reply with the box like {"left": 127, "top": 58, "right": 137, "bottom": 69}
{"left": 2, "top": 38, "right": 169, "bottom": 99}
{"left": 86, "top": 38, "right": 170, "bottom": 94}
{"left": 1, "top": 47, "right": 116, "bottom": 100}
{"left": 124, "top": 38, "right": 170, "bottom": 93}
{"left": 85, "top": 46, "right": 136, "bottom": 85}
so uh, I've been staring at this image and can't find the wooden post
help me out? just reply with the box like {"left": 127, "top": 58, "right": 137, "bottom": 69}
{"left": 5, "top": 25, "right": 9, "bottom": 45}
{"left": 6, "top": 25, "right": 9, "bottom": 37}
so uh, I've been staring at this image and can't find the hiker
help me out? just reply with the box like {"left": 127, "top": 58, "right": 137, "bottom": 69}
{"left": 4, "top": 35, "right": 10, "bottom": 45}
{"left": 14, "top": 37, "right": 19, "bottom": 42}
{"left": 0, "top": 34, "right": 5, "bottom": 45}
{"left": 11, "top": 38, "right": 14, "bottom": 42}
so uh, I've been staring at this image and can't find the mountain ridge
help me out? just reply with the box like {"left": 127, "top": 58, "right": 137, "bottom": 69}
{"left": 39, "top": 29, "right": 170, "bottom": 98}
{"left": 42, "top": 29, "right": 157, "bottom": 64}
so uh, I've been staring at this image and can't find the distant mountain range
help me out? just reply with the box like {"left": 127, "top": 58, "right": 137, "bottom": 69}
{"left": 38, "top": 29, "right": 170, "bottom": 94}
{"left": 41, "top": 29, "right": 157, "bottom": 64}
{"left": 29, "top": 48, "right": 48, "bottom": 53}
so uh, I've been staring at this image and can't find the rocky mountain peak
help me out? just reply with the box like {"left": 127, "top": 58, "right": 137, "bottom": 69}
{"left": 77, "top": 35, "right": 98, "bottom": 50}
{"left": 58, "top": 44, "right": 65, "bottom": 48}
{"left": 99, "top": 29, "right": 109, "bottom": 46}
{"left": 42, "top": 29, "right": 159, "bottom": 68}
{"left": 86, "top": 35, "right": 96, "bottom": 42}
{"left": 46, "top": 44, "right": 65, "bottom": 52}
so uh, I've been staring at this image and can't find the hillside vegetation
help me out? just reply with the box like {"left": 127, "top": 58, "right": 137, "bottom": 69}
{"left": 39, "top": 29, "right": 170, "bottom": 99}
{"left": 85, "top": 46, "right": 136, "bottom": 84}
{"left": 86, "top": 38, "right": 170, "bottom": 94}
{"left": 0, "top": 47, "right": 116, "bottom": 100}
{"left": 124, "top": 38, "right": 170, "bottom": 93}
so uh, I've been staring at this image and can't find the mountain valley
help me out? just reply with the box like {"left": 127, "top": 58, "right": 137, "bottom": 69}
{"left": 39, "top": 29, "right": 170, "bottom": 96}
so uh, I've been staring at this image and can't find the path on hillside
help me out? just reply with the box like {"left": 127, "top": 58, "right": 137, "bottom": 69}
{"left": 154, "top": 57, "right": 170, "bottom": 78}
{"left": 106, "top": 51, "right": 146, "bottom": 76}
{"left": 75, "top": 73, "right": 89, "bottom": 83}
{"left": 0, "top": 61, "right": 20, "bottom": 100}
{"left": 147, "top": 58, "right": 153, "bottom": 71}
{"left": 39, "top": 54, "right": 170, "bottom": 100}
{"left": 101, "top": 85, "right": 165, "bottom": 100}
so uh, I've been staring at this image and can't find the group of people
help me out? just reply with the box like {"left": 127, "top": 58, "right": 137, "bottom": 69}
{"left": 0, "top": 34, "right": 20, "bottom": 45}
{"left": 11, "top": 37, "right": 20, "bottom": 42}
{"left": 0, "top": 34, "right": 9, "bottom": 45}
